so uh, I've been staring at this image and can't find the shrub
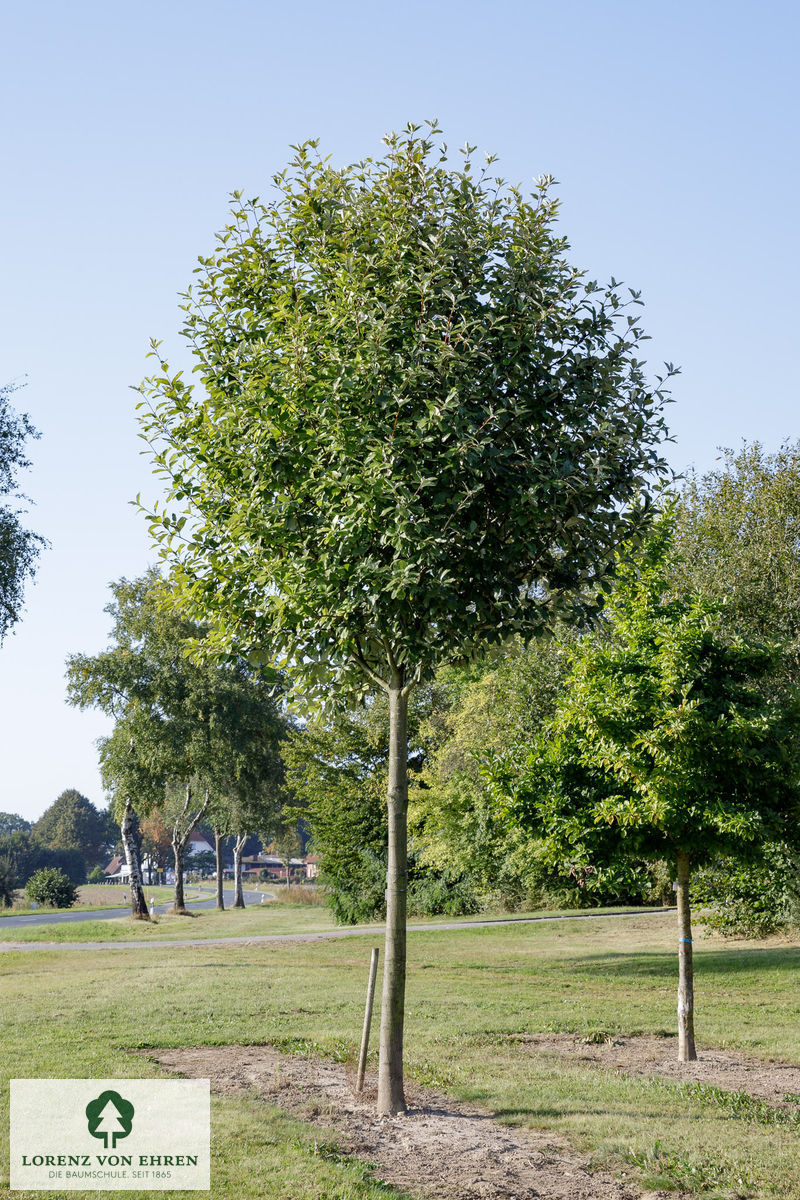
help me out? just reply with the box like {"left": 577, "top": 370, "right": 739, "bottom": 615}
{"left": 26, "top": 867, "right": 78, "bottom": 909}
{"left": 407, "top": 875, "right": 482, "bottom": 917}
{"left": 322, "top": 849, "right": 387, "bottom": 925}
{"left": 694, "top": 845, "right": 800, "bottom": 938}
{"left": 87, "top": 866, "right": 106, "bottom": 884}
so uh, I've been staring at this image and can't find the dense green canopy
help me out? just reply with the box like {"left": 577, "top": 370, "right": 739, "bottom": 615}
{"left": 138, "top": 124, "right": 673, "bottom": 699}
{"left": 32, "top": 789, "right": 108, "bottom": 874}
{"left": 489, "top": 521, "right": 800, "bottom": 875}
{"left": 137, "top": 121, "right": 675, "bottom": 1113}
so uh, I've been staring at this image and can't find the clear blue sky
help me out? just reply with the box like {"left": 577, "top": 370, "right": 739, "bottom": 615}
{"left": 2, "top": 0, "right": 798, "bottom": 822}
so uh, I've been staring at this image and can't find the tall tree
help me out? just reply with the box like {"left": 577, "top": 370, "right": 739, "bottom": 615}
{"left": 672, "top": 442, "right": 800, "bottom": 933}
{"left": 139, "top": 811, "right": 172, "bottom": 881}
{"left": 33, "top": 789, "right": 107, "bottom": 875}
{"left": 66, "top": 571, "right": 285, "bottom": 916}
{"left": 0, "top": 813, "right": 31, "bottom": 837}
{"left": 675, "top": 440, "right": 800, "bottom": 690}
{"left": 489, "top": 521, "right": 800, "bottom": 1060}
{"left": 138, "top": 124, "right": 673, "bottom": 1112}
{"left": 0, "top": 383, "right": 45, "bottom": 643}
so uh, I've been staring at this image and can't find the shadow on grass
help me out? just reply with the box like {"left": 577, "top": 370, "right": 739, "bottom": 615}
{"left": 537, "top": 945, "right": 800, "bottom": 980}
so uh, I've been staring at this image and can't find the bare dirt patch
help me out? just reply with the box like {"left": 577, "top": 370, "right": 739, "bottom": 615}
{"left": 145, "top": 1044, "right": 683, "bottom": 1200}
{"left": 509, "top": 1033, "right": 800, "bottom": 1108}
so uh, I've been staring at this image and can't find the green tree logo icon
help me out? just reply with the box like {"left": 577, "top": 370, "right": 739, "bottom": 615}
{"left": 85, "top": 1090, "right": 135, "bottom": 1149}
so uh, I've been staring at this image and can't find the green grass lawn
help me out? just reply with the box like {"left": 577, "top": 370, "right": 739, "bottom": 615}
{"left": 1, "top": 912, "right": 798, "bottom": 1199}
{"left": 0, "top": 899, "right": 662, "bottom": 943}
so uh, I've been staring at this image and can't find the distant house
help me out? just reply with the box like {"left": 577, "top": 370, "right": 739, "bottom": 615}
{"left": 305, "top": 855, "right": 320, "bottom": 880}
{"left": 241, "top": 853, "right": 306, "bottom": 881}
{"left": 187, "top": 830, "right": 215, "bottom": 858}
{"left": 103, "top": 854, "right": 159, "bottom": 885}
{"left": 103, "top": 855, "right": 129, "bottom": 882}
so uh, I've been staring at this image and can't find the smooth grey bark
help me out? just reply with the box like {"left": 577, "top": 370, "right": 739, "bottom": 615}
{"left": 232, "top": 833, "right": 247, "bottom": 907}
{"left": 120, "top": 798, "right": 149, "bottom": 920}
{"left": 170, "top": 782, "right": 210, "bottom": 915}
{"left": 214, "top": 830, "right": 225, "bottom": 910}
{"left": 676, "top": 848, "right": 697, "bottom": 1062}
{"left": 377, "top": 677, "right": 409, "bottom": 1115}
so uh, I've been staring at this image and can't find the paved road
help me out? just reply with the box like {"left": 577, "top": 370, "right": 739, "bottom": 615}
{"left": 0, "top": 888, "right": 269, "bottom": 928}
{"left": 0, "top": 907, "right": 674, "bottom": 953}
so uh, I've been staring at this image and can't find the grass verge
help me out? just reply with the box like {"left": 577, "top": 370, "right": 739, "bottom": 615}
{"left": 1, "top": 913, "right": 798, "bottom": 1197}
{"left": 0, "top": 902, "right": 668, "bottom": 943}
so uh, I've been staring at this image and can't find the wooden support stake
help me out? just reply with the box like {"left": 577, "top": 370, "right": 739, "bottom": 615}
{"left": 356, "top": 947, "right": 380, "bottom": 1093}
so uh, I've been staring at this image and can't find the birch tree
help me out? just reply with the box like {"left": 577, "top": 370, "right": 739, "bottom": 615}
{"left": 66, "top": 571, "right": 285, "bottom": 915}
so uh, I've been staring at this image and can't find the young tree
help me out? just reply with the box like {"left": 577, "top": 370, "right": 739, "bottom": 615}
{"left": 206, "top": 684, "right": 287, "bottom": 908}
{"left": 209, "top": 816, "right": 230, "bottom": 910}
{"left": 231, "top": 831, "right": 247, "bottom": 907}
{"left": 138, "top": 124, "right": 673, "bottom": 1112}
{"left": 489, "top": 522, "right": 800, "bottom": 1060}
{"left": 671, "top": 442, "right": 800, "bottom": 933}
{"left": 0, "top": 383, "right": 46, "bottom": 643}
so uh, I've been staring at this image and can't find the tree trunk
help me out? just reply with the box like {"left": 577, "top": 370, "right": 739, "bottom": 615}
{"left": 170, "top": 782, "right": 210, "bottom": 915}
{"left": 233, "top": 834, "right": 246, "bottom": 908}
{"left": 377, "top": 677, "right": 409, "bottom": 1116}
{"left": 172, "top": 841, "right": 187, "bottom": 914}
{"left": 120, "top": 799, "right": 150, "bottom": 920}
{"left": 676, "top": 848, "right": 697, "bottom": 1062}
{"left": 215, "top": 831, "right": 225, "bottom": 910}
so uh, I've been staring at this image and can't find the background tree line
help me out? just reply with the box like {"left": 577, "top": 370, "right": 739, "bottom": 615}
{"left": 65, "top": 570, "right": 290, "bottom": 918}
{"left": 0, "top": 790, "right": 115, "bottom": 896}
{"left": 287, "top": 441, "right": 800, "bottom": 940}
{"left": 6, "top": 440, "right": 799, "bottom": 942}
